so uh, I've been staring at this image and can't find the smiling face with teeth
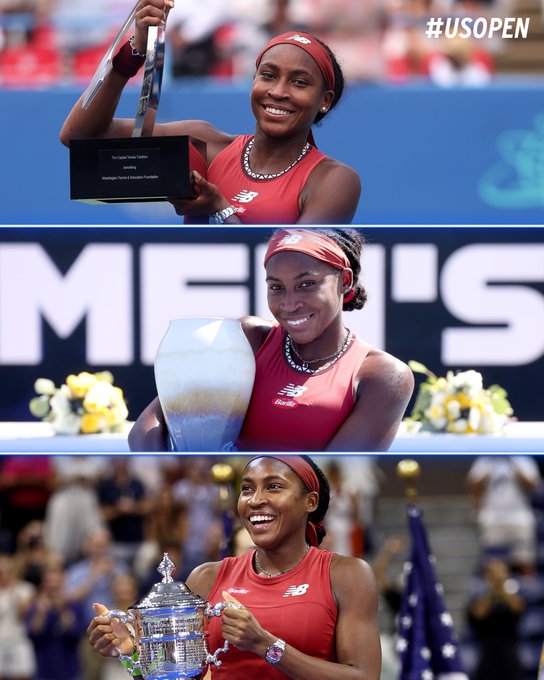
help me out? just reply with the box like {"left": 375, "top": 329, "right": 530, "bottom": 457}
{"left": 250, "top": 44, "right": 334, "bottom": 142}
{"left": 238, "top": 457, "right": 318, "bottom": 552}
{"left": 265, "top": 251, "right": 352, "bottom": 359}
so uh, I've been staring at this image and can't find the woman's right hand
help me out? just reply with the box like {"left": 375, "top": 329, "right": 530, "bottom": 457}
{"left": 87, "top": 603, "right": 134, "bottom": 658}
{"left": 133, "top": 0, "right": 175, "bottom": 53}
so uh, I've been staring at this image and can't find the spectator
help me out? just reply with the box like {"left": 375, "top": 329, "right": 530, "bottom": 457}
{"left": 132, "top": 484, "right": 187, "bottom": 588}
{"left": 371, "top": 535, "right": 405, "bottom": 680}
{"left": 167, "top": 0, "right": 229, "bottom": 76}
{"left": 100, "top": 573, "right": 140, "bottom": 680}
{"left": 467, "top": 456, "right": 541, "bottom": 575}
{"left": 13, "top": 520, "right": 49, "bottom": 588}
{"left": 0, "top": 455, "right": 54, "bottom": 553}
{"left": 25, "top": 556, "right": 86, "bottom": 680}
{"left": 97, "top": 456, "right": 151, "bottom": 568}
{"left": 0, "top": 553, "right": 36, "bottom": 680}
{"left": 171, "top": 457, "right": 223, "bottom": 580}
{"left": 43, "top": 456, "right": 105, "bottom": 566}
{"left": 63, "top": 526, "right": 126, "bottom": 680}
{"left": 467, "top": 557, "right": 526, "bottom": 680}
{"left": 322, "top": 459, "right": 361, "bottom": 556}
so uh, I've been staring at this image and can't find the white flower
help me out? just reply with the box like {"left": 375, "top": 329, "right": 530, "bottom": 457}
{"left": 468, "top": 406, "right": 482, "bottom": 431}
{"left": 450, "top": 418, "right": 469, "bottom": 434}
{"left": 446, "top": 400, "right": 461, "bottom": 419}
{"left": 479, "top": 405, "right": 505, "bottom": 434}
{"left": 49, "top": 387, "right": 80, "bottom": 435}
{"left": 450, "top": 369, "right": 483, "bottom": 395}
{"left": 425, "top": 403, "right": 447, "bottom": 431}
{"left": 34, "top": 378, "right": 56, "bottom": 395}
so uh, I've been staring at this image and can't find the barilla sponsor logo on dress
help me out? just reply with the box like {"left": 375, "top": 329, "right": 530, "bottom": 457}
{"left": 232, "top": 190, "right": 259, "bottom": 203}
{"left": 273, "top": 383, "right": 308, "bottom": 409}
{"left": 286, "top": 34, "right": 312, "bottom": 45}
{"left": 283, "top": 584, "right": 310, "bottom": 597}
{"left": 226, "top": 587, "right": 249, "bottom": 595}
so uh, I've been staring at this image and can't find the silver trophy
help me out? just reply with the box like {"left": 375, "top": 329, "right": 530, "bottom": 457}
{"left": 69, "top": 0, "right": 192, "bottom": 203}
{"left": 109, "top": 554, "right": 238, "bottom": 679}
{"left": 154, "top": 318, "right": 256, "bottom": 452}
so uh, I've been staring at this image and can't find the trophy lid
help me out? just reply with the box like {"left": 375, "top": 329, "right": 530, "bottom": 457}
{"left": 131, "top": 553, "right": 206, "bottom": 610}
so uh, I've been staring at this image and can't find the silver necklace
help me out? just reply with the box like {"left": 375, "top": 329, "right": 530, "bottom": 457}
{"left": 283, "top": 329, "right": 352, "bottom": 374}
{"left": 254, "top": 545, "right": 310, "bottom": 578}
{"left": 243, "top": 137, "right": 311, "bottom": 180}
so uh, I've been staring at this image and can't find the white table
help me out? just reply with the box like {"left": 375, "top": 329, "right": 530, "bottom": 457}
{"left": 0, "top": 421, "right": 542, "bottom": 453}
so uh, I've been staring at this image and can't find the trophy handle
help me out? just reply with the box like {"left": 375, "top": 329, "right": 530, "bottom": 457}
{"left": 204, "top": 601, "right": 244, "bottom": 668}
{"left": 132, "top": 25, "right": 165, "bottom": 138}
{"left": 80, "top": 0, "right": 167, "bottom": 139}
{"left": 81, "top": 0, "right": 140, "bottom": 109}
{"left": 106, "top": 609, "right": 140, "bottom": 673}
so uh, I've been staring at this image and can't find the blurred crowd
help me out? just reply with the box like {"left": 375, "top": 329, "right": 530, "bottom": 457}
{"left": 1, "top": 454, "right": 544, "bottom": 680}
{"left": 0, "top": 0, "right": 525, "bottom": 87}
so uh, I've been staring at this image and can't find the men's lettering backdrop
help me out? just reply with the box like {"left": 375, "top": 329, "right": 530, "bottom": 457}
{"left": 0, "top": 227, "right": 542, "bottom": 423}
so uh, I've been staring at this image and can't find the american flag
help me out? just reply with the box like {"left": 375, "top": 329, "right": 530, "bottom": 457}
{"left": 396, "top": 504, "right": 469, "bottom": 680}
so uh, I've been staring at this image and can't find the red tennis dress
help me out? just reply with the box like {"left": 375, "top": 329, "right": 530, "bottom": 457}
{"left": 237, "top": 324, "right": 371, "bottom": 451}
{"left": 206, "top": 547, "right": 337, "bottom": 678}
{"left": 206, "top": 135, "right": 328, "bottom": 224}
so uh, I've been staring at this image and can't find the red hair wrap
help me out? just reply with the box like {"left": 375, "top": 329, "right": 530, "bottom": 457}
{"left": 255, "top": 32, "right": 335, "bottom": 92}
{"left": 247, "top": 455, "right": 323, "bottom": 547}
{"left": 264, "top": 229, "right": 350, "bottom": 271}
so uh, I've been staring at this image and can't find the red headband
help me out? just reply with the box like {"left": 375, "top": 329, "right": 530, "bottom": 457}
{"left": 246, "top": 455, "right": 323, "bottom": 547}
{"left": 255, "top": 32, "right": 336, "bottom": 92}
{"left": 264, "top": 229, "right": 350, "bottom": 270}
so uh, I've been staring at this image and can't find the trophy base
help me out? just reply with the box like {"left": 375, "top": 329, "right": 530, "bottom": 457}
{"left": 69, "top": 135, "right": 192, "bottom": 203}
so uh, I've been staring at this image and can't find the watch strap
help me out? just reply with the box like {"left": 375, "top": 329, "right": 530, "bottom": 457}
{"left": 208, "top": 205, "right": 236, "bottom": 224}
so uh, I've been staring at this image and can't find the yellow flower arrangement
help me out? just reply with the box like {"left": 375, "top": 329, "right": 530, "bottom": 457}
{"left": 405, "top": 361, "right": 513, "bottom": 434}
{"left": 29, "top": 371, "right": 128, "bottom": 435}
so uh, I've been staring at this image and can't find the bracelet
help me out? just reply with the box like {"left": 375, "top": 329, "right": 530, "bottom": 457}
{"left": 112, "top": 38, "right": 146, "bottom": 79}
{"left": 129, "top": 35, "right": 147, "bottom": 58}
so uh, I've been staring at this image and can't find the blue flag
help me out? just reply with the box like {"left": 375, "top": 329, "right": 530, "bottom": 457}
{"left": 397, "top": 504, "right": 468, "bottom": 680}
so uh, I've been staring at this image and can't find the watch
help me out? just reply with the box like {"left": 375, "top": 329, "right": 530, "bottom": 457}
{"left": 208, "top": 205, "right": 236, "bottom": 224}
{"left": 265, "top": 639, "right": 286, "bottom": 665}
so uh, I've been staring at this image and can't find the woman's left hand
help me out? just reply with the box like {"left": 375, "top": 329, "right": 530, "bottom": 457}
{"left": 220, "top": 591, "right": 272, "bottom": 656}
{"left": 168, "top": 171, "right": 230, "bottom": 218}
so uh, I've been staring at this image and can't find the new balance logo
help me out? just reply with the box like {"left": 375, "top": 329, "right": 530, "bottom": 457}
{"left": 278, "top": 383, "right": 307, "bottom": 398}
{"left": 286, "top": 34, "right": 312, "bottom": 45}
{"left": 283, "top": 584, "right": 310, "bottom": 597}
{"left": 278, "top": 234, "right": 303, "bottom": 245}
{"left": 232, "top": 190, "right": 259, "bottom": 203}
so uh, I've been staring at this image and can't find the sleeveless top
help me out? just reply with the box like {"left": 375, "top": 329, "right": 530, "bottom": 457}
{"left": 206, "top": 547, "right": 337, "bottom": 679}
{"left": 237, "top": 324, "right": 372, "bottom": 451}
{"left": 206, "top": 134, "right": 328, "bottom": 224}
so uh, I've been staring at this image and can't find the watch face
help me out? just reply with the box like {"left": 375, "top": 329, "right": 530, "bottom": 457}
{"left": 266, "top": 641, "right": 285, "bottom": 664}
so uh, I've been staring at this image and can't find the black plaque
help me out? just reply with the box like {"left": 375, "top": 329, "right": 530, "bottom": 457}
{"left": 70, "top": 135, "right": 191, "bottom": 203}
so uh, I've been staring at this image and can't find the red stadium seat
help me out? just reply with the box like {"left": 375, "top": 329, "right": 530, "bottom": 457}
{"left": 0, "top": 44, "right": 62, "bottom": 87}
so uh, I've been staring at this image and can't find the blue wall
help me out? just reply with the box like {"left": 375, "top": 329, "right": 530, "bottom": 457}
{"left": 1, "top": 81, "right": 543, "bottom": 224}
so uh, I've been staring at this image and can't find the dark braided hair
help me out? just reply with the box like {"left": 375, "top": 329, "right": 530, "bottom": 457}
{"left": 314, "top": 228, "right": 368, "bottom": 311}
{"left": 300, "top": 455, "right": 330, "bottom": 546}
{"left": 313, "top": 37, "right": 345, "bottom": 124}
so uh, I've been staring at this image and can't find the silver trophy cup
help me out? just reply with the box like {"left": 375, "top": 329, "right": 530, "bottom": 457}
{"left": 109, "top": 554, "right": 238, "bottom": 679}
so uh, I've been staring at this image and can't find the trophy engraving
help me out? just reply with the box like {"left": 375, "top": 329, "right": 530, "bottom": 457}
{"left": 69, "top": 2, "right": 192, "bottom": 204}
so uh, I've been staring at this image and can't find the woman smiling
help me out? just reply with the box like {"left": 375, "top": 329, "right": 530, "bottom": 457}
{"left": 129, "top": 228, "right": 414, "bottom": 452}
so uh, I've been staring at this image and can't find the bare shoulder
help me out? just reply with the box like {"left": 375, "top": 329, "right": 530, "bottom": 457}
{"left": 154, "top": 119, "right": 236, "bottom": 157}
{"left": 185, "top": 561, "right": 222, "bottom": 599}
{"left": 358, "top": 348, "right": 414, "bottom": 405}
{"left": 239, "top": 315, "right": 274, "bottom": 354}
{"left": 306, "top": 157, "right": 361, "bottom": 195}
{"left": 330, "top": 554, "right": 379, "bottom": 605}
